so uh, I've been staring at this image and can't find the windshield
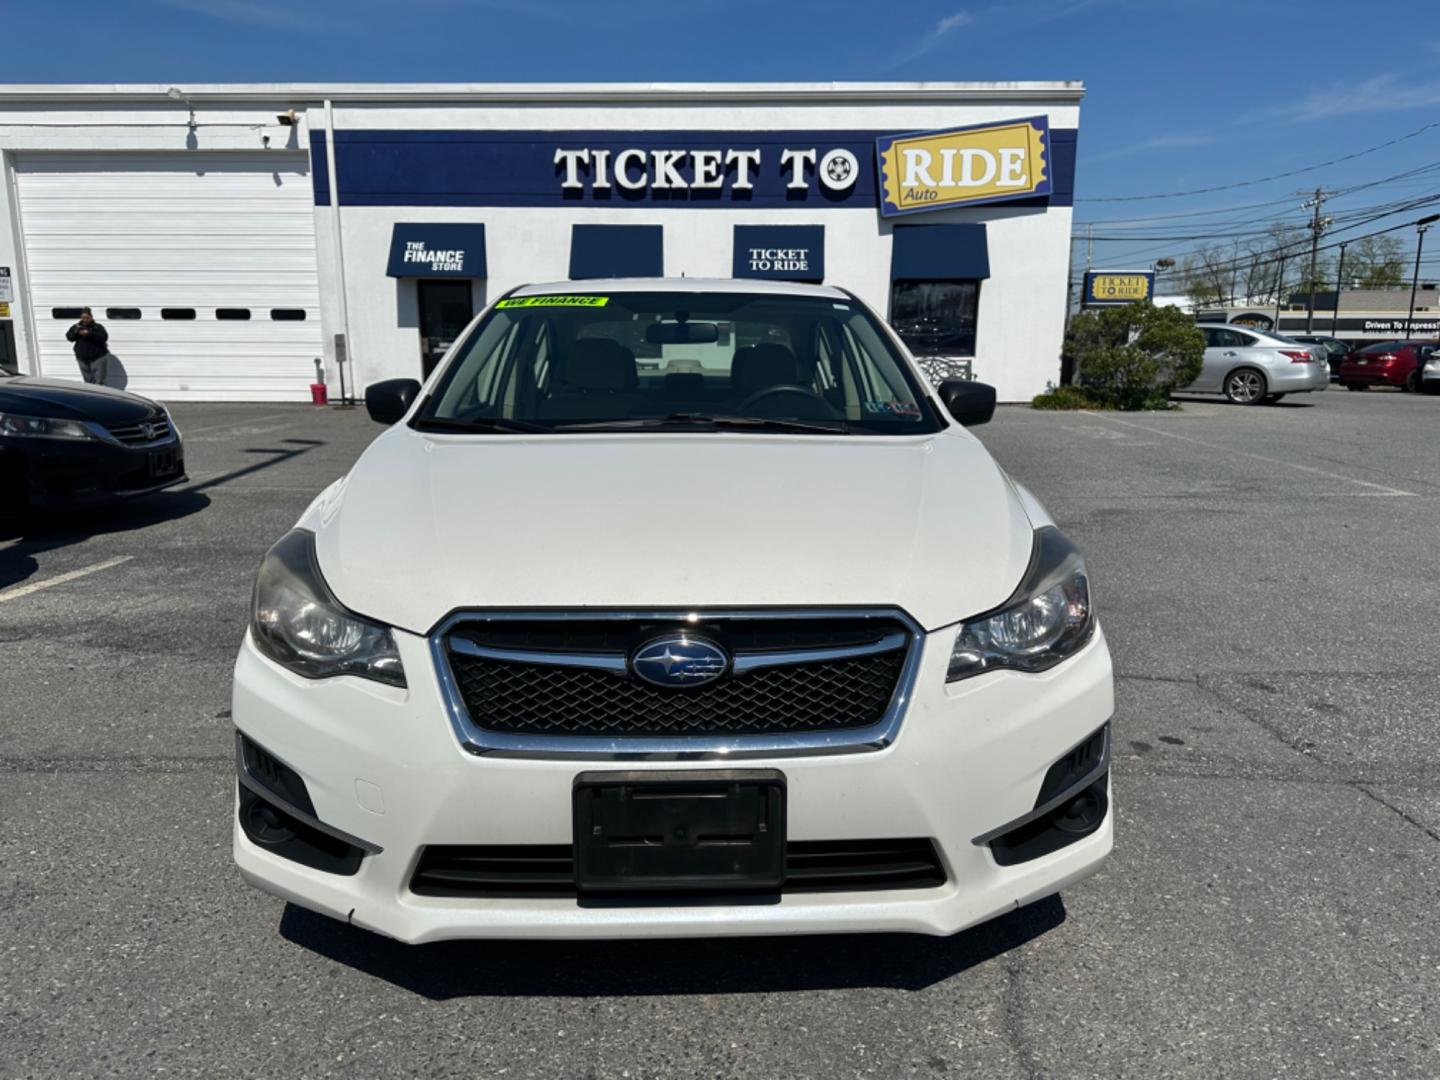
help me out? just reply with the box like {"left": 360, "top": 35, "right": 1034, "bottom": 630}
{"left": 415, "top": 291, "right": 941, "bottom": 435}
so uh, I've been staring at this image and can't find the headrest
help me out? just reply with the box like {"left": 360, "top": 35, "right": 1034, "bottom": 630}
{"left": 564, "top": 338, "right": 636, "bottom": 391}
{"left": 732, "top": 343, "right": 799, "bottom": 396}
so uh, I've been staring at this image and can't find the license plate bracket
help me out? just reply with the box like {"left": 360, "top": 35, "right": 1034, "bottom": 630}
{"left": 573, "top": 770, "right": 786, "bottom": 894}
{"left": 147, "top": 447, "right": 178, "bottom": 478}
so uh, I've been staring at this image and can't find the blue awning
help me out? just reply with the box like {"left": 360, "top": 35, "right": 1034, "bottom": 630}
{"left": 733, "top": 225, "right": 825, "bottom": 282}
{"left": 890, "top": 224, "right": 990, "bottom": 281}
{"left": 569, "top": 225, "right": 663, "bottom": 280}
{"left": 386, "top": 223, "right": 487, "bottom": 277}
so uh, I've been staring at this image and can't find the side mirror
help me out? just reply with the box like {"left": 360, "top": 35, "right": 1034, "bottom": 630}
{"left": 937, "top": 379, "right": 996, "bottom": 427}
{"left": 365, "top": 378, "right": 422, "bottom": 425}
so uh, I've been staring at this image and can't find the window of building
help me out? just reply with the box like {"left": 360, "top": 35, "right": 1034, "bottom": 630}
{"left": 106, "top": 308, "right": 142, "bottom": 320}
{"left": 52, "top": 307, "right": 84, "bottom": 320}
{"left": 216, "top": 308, "right": 252, "bottom": 320}
{"left": 889, "top": 281, "right": 979, "bottom": 357}
{"left": 270, "top": 308, "right": 307, "bottom": 321}
{"left": 161, "top": 308, "right": 197, "bottom": 320}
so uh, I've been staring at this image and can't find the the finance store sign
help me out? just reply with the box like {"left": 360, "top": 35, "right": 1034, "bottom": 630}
{"left": 314, "top": 117, "right": 1072, "bottom": 216}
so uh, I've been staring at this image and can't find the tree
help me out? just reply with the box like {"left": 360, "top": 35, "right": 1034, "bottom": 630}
{"left": 1342, "top": 234, "right": 1405, "bottom": 289}
{"left": 1179, "top": 224, "right": 1322, "bottom": 307}
{"left": 1052, "top": 301, "right": 1206, "bottom": 410}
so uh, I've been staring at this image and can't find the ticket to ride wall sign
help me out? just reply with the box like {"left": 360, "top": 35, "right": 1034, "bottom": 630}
{"left": 1082, "top": 271, "right": 1155, "bottom": 306}
{"left": 876, "top": 116, "right": 1052, "bottom": 217}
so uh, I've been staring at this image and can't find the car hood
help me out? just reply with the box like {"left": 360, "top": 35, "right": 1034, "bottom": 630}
{"left": 0, "top": 376, "right": 163, "bottom": 424}
{"left": 307, "top": 428, "right": 1037, "bottom": 635}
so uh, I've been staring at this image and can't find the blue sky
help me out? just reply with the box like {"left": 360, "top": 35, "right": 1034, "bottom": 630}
{"left": 10, "top": 0, "right": 1440, "bottom": 279}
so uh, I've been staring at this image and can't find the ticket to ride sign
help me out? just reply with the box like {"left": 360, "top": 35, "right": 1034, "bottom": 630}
{"left": 1083, "top": 271, "right": 1155, "bottom": 306}
{"left": 876, "top": 116, "right": 1052, "bottom": 217}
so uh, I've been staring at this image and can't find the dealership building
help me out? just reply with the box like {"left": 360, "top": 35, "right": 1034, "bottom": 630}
{"left": 0, "top": 83, "right": 1081, "bottom": 402}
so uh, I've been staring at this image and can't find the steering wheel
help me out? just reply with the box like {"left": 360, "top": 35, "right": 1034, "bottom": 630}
{"left": 737, "top": 384, "right": 829, "bottom": 414}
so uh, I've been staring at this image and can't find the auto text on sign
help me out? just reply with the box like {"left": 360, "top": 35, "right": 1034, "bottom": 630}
{"left": 875, "top": 117, "right": 1052, "bottom": 217}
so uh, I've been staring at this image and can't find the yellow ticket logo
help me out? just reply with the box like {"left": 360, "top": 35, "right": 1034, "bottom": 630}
{"left": 496, "top": 295, "right": 610, "bottom": 309}
{"left": 1086, "top": 274, "right": 1152, "bottom": 303}
{"left": 877, "top": 116, "right": 1051, "bottom": 217}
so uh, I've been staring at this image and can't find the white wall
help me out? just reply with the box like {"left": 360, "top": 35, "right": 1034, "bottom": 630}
{"left": 0, "top": 99, "right": 313, "bottom": 380}
{"left": 330, "top": 201, "right": 1070, "bottom": 403}
{"left": 322, "top": 96, "right": 1080, "bottom": 402}
{"left": 0, "top": 88, "right": 1080, "bottom": 402}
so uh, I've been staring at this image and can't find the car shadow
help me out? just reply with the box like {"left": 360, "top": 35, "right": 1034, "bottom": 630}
{"left": 277, "top": 894, "right": 1066, "bottom": 1000}
{"left": 0, "top": 488, "right": 211, "bottom": 589}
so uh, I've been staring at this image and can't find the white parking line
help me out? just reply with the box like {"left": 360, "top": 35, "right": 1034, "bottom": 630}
{"left": 0, "top": 556, "right": 133, "bottom": 603}
{"left": 1085, "top": 413, "right": 1420, "bottom": 497}
{"left": 178, "top": 413, "right": 294, "bottom": 436}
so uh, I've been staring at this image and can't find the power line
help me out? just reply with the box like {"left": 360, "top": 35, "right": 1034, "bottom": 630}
{"left": 1077, "top": 120, "right": 1440, "bottom": 203}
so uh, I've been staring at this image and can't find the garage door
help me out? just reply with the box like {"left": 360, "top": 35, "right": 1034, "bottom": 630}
{"left": 14, "top": 151, "right": 323, "bottom": 402}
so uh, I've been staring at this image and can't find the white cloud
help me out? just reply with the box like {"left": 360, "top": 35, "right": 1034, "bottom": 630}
{"left": 1257, "top": 73, "right": 1440, "bottom": 123}
{"left": 892, "top": 10, "right": 976, "bottom": 65}
{"left": 883, "top": 0, "right": 1102, "bottom": 70}
{"left": 1087, "top": 132, "right": 1217, "bottom": 163}
{"left": 158, "top": 0, "right": 320, "bottom": 29}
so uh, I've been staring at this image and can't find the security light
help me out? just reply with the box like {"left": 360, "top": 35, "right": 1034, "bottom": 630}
{"left": 276, "top": 109, "right": 298, "bottom": 127}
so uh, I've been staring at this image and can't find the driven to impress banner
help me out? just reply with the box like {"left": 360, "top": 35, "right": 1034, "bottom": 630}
{"left": 876, "top": 117, "right": 1052, "bottom": 217}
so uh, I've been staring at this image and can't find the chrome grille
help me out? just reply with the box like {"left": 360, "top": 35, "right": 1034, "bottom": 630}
{"left": 105, "top": 416, "right": 171, "bottom": 445}
{"left": 432, "top": 610, "right": 924, "bottom": 757}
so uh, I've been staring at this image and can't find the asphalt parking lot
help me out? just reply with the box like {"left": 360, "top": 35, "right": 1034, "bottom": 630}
{"left": 2, "top": 388, "right": 1438, "bottom": 1079}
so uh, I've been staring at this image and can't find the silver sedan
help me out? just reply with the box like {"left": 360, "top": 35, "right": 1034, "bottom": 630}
{"left": 1184, "top": 325, "right": 1329, "bottom": 405}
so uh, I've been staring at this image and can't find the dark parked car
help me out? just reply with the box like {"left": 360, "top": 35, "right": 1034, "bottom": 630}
{"left": 1289, "top": 335, "right": 1350, "bottom": 380}
{"left": 0, "top": 372, "right": 185, "bottom": 514}
{"left": 1337, "top": 341, "right": 1438, "bottom": 393}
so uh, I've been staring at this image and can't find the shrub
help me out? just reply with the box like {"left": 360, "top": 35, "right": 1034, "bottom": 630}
{"left": 1055, "top": 302, "right": 1205, "bottom": 411}
{"left": 1031, "top": 384, "right": 1097, "bottom": 410}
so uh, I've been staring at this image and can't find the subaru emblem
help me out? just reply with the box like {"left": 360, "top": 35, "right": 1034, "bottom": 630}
{"left": 629, "top": 634, "right": 729, "bottom": 689}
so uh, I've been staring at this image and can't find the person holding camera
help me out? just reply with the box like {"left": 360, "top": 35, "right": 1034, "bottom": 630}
{"left": 66, "top": 308, "right": 112, "bottom": 385}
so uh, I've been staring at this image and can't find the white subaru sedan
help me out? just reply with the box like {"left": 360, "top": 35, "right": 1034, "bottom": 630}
{"left": 232, "top": 279, "right": 1113, "bottom": 943}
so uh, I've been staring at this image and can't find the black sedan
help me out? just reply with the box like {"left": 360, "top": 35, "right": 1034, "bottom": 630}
{"left": 1, "top": 373, "right": 185, "bottom": 513}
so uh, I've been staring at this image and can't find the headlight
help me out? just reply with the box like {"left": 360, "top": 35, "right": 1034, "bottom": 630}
{"left": 250, "top": 529, "right": 406, "bottom": 687}
{"left": 0, "top": 413, "right": 97, "bottom": 440}
{"left": 947, "top": 526, "right": 1095, "bottom": 682}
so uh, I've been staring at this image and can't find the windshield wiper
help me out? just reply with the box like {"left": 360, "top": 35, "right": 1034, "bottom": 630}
{"left": 553, "top": 413, "right": 851, "bottom": 435}
{"left": 412, "top": 416, "right": 552, "bottom": 434}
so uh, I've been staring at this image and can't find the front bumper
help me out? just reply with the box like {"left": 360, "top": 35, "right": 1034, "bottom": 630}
{"left": 232, "top": 624, "right": 1114, "bottom": 942}
{"left": 4, "top": 434, "right": 186, "bottom": 504}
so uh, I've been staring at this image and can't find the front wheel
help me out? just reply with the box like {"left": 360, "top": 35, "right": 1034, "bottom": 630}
{"left": 1224, "top": 368, "right": 1266, "bottom": 405}
{"left": 1402, "top": 370, "right": 1420, "bottom": 393}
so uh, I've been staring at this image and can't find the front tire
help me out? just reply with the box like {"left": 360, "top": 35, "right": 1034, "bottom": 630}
{"left": 1224, "top": 368, "right": 1266, "bottom": 405}
{"left": 1402, "top": 370, "right": 1420, "bottom": 393}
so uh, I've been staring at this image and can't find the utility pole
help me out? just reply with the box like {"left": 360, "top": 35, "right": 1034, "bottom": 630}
{"left": 1273, "top": 251, "right": 1286, "bottom": 332}
{"left": 1300, "top": 187, "right": 1332, "bottom": 333}
{"left": 1330, "top": 242, "right": 1347, "bottom": 337}
{"left": 1405, "top": 215, "right": 1440, "bottom": 338}
{"left": 1086, "top": 224, "right": 1093, "bottom": 271}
